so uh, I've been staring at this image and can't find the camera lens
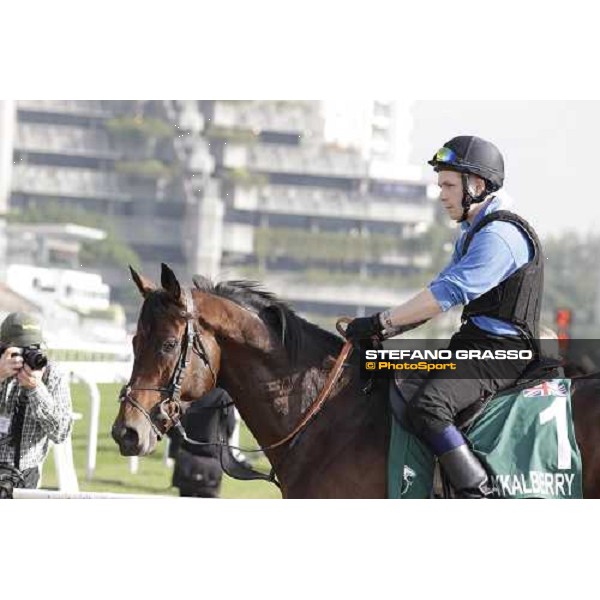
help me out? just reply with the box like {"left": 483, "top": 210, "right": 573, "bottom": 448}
{"left": 23, "top": 348, "right": 48, "bottom": 370}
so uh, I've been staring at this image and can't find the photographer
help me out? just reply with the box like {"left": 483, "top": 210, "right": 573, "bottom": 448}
{"left": 0, "top": 312, "right": 72, "bottom": 498}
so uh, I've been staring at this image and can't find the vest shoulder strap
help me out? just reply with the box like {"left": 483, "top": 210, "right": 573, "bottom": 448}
{"left": 461, "top": 210, "right": 539, "bottom": 258}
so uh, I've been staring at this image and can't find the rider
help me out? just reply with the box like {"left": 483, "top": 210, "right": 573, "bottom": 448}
{"left": 345, "top": 135, "right": 543, "bottom": 498}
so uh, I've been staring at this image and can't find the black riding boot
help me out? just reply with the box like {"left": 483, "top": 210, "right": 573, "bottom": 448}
{"left": 438, "top": 444, "right": 494, "bottom": 499}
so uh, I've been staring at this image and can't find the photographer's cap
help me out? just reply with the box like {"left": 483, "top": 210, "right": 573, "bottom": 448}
{"left": 0, "top": 312, "right": 43, "bottom": 346}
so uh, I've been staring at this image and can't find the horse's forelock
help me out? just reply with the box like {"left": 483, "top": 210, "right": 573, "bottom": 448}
{"left": 139, "top": 289, "right": 186, "bottom": 332}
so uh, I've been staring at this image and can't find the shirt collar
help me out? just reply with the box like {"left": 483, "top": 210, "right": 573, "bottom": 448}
{"left": 460, "top": 195, "right": 500, "bottom": 232}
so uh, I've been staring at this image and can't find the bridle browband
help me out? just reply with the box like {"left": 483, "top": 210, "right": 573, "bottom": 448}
{"left": 118, "top": 288, "right": 216, "bottom": 440}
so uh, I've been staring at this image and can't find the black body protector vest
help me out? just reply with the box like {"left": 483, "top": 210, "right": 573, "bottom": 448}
{"left": 460, "top": 210, "right": 544, "bottom": 347}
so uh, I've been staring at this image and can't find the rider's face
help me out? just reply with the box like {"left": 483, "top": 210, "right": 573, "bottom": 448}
{"left": 437, "top": 170, "right": 464, "bottom": 222}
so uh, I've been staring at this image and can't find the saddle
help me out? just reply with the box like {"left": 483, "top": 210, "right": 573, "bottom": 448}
{"left": 389, "top": 356, "right": 564, "bottom": 433}
{"left": 387, "top": 356, "right": 571, "bottom": 499}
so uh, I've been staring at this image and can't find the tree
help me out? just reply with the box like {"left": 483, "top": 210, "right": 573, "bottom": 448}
{"left": 542, "top": 232, "right": 600, "bottom": 336}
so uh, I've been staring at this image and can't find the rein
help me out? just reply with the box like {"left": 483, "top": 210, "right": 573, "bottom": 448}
{"left": 259, "top": 322, "right": 353, "bottom": 451}
{"left": 164, "top": 319, "right": 354, "bottom": 454}
{"left": 120, "top": 292, "right": 354, "bottom": 484}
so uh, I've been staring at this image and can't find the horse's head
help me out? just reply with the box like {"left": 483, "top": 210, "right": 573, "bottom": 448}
{"left": 111, "top": 263, "right": 220, "bottom": 456}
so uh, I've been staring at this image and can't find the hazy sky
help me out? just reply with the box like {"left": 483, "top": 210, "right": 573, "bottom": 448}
{"left": 409, "top": 101, "right": 599, "bottom": 238}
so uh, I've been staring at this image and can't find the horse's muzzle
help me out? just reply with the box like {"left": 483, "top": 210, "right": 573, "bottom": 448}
{"left": 111, "top": 422, "right": 141, "bottom": 455}
{"left": 111, "top": 421, "right": 159, "bottom": 456}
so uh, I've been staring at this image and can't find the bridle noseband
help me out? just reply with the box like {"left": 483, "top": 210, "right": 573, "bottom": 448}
{"left": 119, "top": 288, "right": 216, "bottom": 440}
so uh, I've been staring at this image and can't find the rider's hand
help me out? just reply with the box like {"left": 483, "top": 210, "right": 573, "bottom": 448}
{"left": 16, "top": 364, "right": 45, "bottom": 391}
{"left": 0, "top": 347, "right": 23, "bottom": 382}
{"left": 345, "top": 314, "right": 384, "bottom": 343}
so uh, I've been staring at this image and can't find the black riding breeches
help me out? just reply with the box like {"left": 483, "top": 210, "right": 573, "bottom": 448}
{"left": 398, "top": 322, "right": 531, "bottom": 441}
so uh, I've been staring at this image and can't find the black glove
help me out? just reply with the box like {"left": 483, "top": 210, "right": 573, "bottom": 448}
{"left": 345, "top": 313, "right": 384, "bottom": 343}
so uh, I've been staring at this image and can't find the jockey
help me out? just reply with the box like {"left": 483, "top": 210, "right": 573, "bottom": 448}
{"left": 345, "top": 135, "right": 543, "bottom": 498}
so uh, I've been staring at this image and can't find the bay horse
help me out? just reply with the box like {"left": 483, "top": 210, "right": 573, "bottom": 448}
{"left": 111, "top": 263, "right": 600, "bottom": 498}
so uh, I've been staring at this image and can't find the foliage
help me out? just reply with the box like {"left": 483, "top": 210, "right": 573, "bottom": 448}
{"left": 542, "top": 232, "right": 600, "bottom": 332}
{"left": 79, "top": 237, "right": 140, "bottom": 270}
{"left": 62, "top": 304, "right": 125, "bottom": 322}
{"left": 205, "top": 125, "right": 258, "bottom": 144}
{"left": 105, "top": 116, "right": 174, "bottom": 139}
{"left": 419, "top": 221, "right": 456, "bottom": 275}
{"left": 115, "top": 159, "right": 178, "bottom": 179}
{"left": 222, "top": 168, "right": 268, "bottom": 187}
{"left": 8, "top": 202, "right": 141, "bottom": 271}
{"left": 254, "top": 226, "right": 431, "bottom": 265}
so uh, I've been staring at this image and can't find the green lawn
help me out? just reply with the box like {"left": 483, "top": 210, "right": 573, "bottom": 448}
{"left": 40, "top": 383, "right": 281, "bottom": 499}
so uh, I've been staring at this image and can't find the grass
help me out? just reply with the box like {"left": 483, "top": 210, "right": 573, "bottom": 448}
{"left": 40, "top": 383, "right": 281, "bottom": 499}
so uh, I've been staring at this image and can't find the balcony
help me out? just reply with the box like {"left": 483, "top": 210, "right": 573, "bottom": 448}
{"left": 14, "top": 123, "right": 115, "bottom": 158}
{"left": 233, "top": 185, "right": 433, "bottom": 224}
{"left": 212, "top": 101, "right": 321, "bottom": 136}
{"left": 12, "top": 165, "right": 129, "bottom": 200}
{"left": 16, "top": 100, "right": 119, "bottom": 118}
{"left": 244, "top": 144, "right": 368, "bottom": 178}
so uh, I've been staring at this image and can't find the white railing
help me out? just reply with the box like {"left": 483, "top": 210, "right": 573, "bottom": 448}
{"left": 64, "top": 362, "right": 131, "bottom": 481}
{"left": 14, "top": 488, "right": 173, "bottom": 499}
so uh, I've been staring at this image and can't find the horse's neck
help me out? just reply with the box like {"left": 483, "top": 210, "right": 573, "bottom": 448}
{"left": 217, "top": 330, "right": 335, "bottom": 451}
{"left": 202, "top": 295, "right": 336, "bottom": 459}
{"left": 200, "top": 292, "right": 388, "bottom": 497}
{"left": 219, "top": 346, "right": 388, "bottom": 497}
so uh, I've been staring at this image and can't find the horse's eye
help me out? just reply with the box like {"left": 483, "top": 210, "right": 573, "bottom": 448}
{"left": 162, "top": 339, "right": 178, "bottom": 353}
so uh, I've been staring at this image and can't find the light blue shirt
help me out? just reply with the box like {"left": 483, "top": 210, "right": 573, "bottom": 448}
{"left": 428, "top": 196, "right": 533, "bottom": 336}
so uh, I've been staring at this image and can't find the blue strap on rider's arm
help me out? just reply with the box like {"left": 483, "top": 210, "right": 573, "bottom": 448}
{"left": 425, "top": 425, "right": 467, "bottom": 457}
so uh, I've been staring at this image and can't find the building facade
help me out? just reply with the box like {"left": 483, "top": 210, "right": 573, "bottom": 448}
{"left": 0, "top": 100, "right": 437, "bottom": 330}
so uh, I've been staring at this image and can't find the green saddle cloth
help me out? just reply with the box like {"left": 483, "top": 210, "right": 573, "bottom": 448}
{"left": 388, "top": 378, "right": 583, "bottom": 499}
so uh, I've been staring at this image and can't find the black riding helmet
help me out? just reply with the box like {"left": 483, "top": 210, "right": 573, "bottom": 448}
{"left": 429, "top": 136, "right": 505, "bottom": 221}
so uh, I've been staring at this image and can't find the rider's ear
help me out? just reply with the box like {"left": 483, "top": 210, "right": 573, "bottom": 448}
{"left": 161, "top": 263, "right": 182, "bottom": 303}
{"left": 129, "top": 266, "right": 155, "bottom": 298}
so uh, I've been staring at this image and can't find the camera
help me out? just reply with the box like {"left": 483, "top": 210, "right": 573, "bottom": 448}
{"left": 0, "top": 345, "right": 48, "bottom": 370}
{"left": 20, "top": 347, "right": 48, "bottom": 370}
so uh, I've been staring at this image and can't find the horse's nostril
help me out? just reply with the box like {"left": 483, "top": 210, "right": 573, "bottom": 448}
{"left": 122, "top": 427, "right": 139, "bottom": 447}
{"left": 155, "top": 412, "right": 169, "bottom": 427}
{"left": 112, "top": 424, "right": 139, "bottom": 449}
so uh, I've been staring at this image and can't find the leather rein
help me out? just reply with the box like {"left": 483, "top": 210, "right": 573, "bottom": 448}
{"left": 119, "top": 290, "right": 354, "bottom": 458}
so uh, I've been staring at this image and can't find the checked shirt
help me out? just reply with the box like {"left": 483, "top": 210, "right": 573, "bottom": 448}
{"left": 0, "top": 362, "right": 73, "bottom": 470}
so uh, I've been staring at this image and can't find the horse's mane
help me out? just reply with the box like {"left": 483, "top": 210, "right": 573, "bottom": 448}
{"left": 193, "top": 275, "right": 343, "bottom": 365}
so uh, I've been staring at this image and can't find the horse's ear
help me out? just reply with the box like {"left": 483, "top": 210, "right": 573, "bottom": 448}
{"left": 161, "top": 262, "right": 182, "bottom": 303}
{"left": 129, "top": 265, "right": 155, "bottom": 298}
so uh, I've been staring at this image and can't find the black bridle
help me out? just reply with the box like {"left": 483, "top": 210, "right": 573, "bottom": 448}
{"left": 119, "top": 288, "right": 216, "bottom": 440}
{"left": 117, "top": 290, "right": 352, "bottom": 491}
